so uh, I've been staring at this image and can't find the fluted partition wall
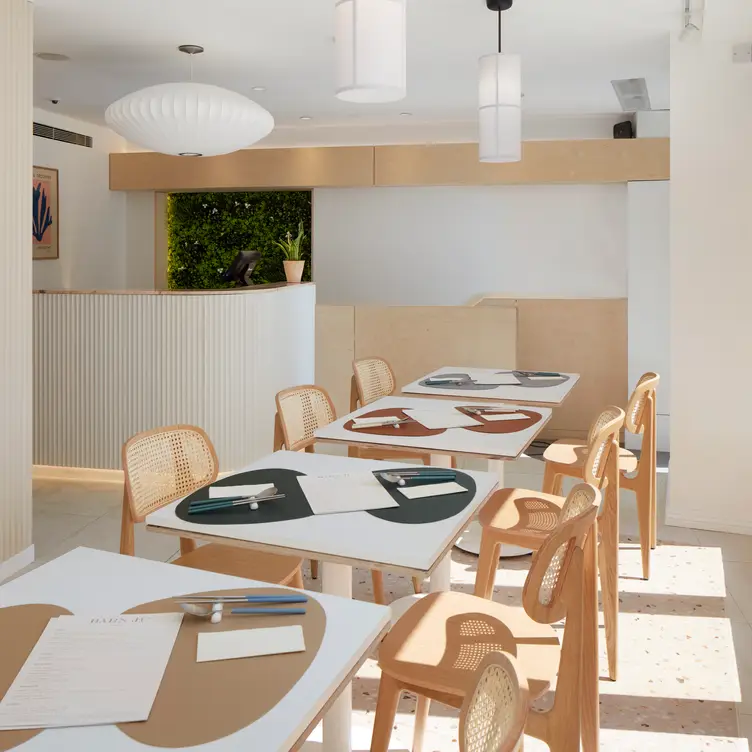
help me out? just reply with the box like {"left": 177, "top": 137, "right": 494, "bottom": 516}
{"left": 0, "top": 0, "right": 33, "bottom": 580}
{"left": 34, "top": 286, "right": 315, "bottom": 471}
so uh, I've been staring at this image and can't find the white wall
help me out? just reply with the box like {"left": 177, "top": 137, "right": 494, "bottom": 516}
{"left": 626, "top": 181, "right": 670, "bottom": 451}
{"left": 313, "top": 185, "right": 627, "bottom": 306}
{"left": 668, "top": 3, "right": 752, "bottom": 534}
{"left": 125, "top": 192, "right": 156, "bottom": 289}
{"left": 32, "top": 108, "right": 127, "bottom": 290}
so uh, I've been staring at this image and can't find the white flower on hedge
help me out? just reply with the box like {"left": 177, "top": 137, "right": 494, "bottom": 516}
{"left": 244, "top": 203, "right": 250, "bottom": 209}
{"left": 202, "top": 204, "right": 207, "bottom": 209}
{"left": 212, "top": 208, "right": 218, "bottom": 214}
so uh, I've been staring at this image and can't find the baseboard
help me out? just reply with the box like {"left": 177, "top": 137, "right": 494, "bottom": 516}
{"left": 33, "top": 465, "right": 123, "bottom": 483}
{"left": 664, "top": 513, "right": 752, "bottom": 536}
{"left": 0, "top": 545, "right": 35, "bottom": 583}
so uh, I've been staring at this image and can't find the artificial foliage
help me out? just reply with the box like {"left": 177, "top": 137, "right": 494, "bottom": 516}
{"left": 167, "top": 191, "right": 312, "bottom": 289}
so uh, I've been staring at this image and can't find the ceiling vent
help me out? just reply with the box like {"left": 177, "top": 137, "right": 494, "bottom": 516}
{"left": 611, "top": 78, "right": 651, "bottom": 112}
{"left": 33, "top": 122, "right": 93, "bottom": 148}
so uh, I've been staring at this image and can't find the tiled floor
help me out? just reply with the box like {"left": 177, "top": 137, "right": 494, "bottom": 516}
{"left": 19, "top": 456, "right": 752, "bottom": 751}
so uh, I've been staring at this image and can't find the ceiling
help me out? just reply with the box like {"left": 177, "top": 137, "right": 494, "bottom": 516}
{"left": 33, "top": 0, "right": 676, "bottom": 145}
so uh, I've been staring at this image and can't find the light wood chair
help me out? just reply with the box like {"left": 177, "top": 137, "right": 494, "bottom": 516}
{"left": 474, "top": 406, "right": 624, "bottom": 682}
{"left": 120, "top": 425, "right": 304, "bottom": 588}
{"left": 371, "top": 483, "right": 601, "bottom": 752}
{"left": 458, "top": 651, "right": 530, "bottom": 752}
{"left": 273, "top": 384, "right": 410, "bottom": 604}
{"left": 541, "top": 373, "right": 660, "bottom": 580}
{"left": 349, "top": 357, "right": 431, "bottom": 466}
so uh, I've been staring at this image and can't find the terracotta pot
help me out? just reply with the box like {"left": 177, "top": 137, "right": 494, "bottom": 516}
{"left": 283, "top": 260, "right": 305, "bottom": 284}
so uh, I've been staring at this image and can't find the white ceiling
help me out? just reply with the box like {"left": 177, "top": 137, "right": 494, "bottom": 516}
{"left": 33, "top": 0, "right": 676, "bottom": 145}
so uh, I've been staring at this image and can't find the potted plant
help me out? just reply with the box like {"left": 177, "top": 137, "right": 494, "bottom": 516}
{"left": 275, "top": 221, "right": 306, "bottom": 284}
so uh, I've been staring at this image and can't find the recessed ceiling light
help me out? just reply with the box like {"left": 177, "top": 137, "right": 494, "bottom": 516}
{"left": 35, "top": 52, "right": 70, "bottom": 62}
{"left": 299, "top": 116, "right": 312, "bottom": 121}
{"left": 400, "top": 112, "right": 412, "bottom": 117}
{"left": 252, "top": 86, "right": 266, "bottom": 92}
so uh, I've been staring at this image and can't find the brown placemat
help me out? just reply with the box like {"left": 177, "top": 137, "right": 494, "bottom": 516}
{"left": 344, "top": 408, "right": 446, "bottom": 438}
{"left": 118, "top": 588, "right": 326, "bottom": 748}
{"left": 0, "top": 604, "right": 72, "bottom": 751}
{"left": 456, "top": 407, "right": 541, "bottom": 434}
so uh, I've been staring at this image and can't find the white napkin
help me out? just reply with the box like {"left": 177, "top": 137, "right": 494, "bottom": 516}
{"left": 403, "top": 409, "right": 482, "bottom": 430}
{"left": 209, "top": 484, "right": 275, "bottom": 498}
{"left": 398, "top": 481, "right": 467, "bottom": 499}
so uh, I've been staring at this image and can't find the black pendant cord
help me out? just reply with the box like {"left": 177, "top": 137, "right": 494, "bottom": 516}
{"left": 498, "top": 10, "right": 502, "bottom": 53}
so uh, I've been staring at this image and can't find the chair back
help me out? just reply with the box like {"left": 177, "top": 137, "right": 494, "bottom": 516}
{"left": 583, "top": 406, "right": 625, "bottom": 487}
{"left": 351, "top": 357, "right": 396, "bottom": 410}
{"left": 625, "top": 372, "right": 660, "bottom": 435}
{"left": 122, "top": 425, "right": 218, "bottom": 523}
{"left": 459, "top": 651, "right": 529, "bottom": 752}
{"left": 275, "top": 385, "right": 336, "bottom": 452}
{"left": 522, "top": 483, "right": 600, "bottom": 625}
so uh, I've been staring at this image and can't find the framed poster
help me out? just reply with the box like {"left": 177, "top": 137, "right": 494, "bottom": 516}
{"left": 32, "top": 166, "right": 59, "bottom": 260}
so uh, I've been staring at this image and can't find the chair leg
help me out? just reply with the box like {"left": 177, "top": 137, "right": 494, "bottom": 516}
{"left": 598, "top": 485, "right": 619, "bottom": 682}
{"left": 370, "top": 672, "right": 403, "bottom": 752}
{"left": 412, "top": 695, "right": 431, "bottom": 752}
{"left": 635, "top": 479, "right": 652, "bottom": 581}
{"left": 310, "top": 559, "right": 319, "bottom": 580}
{"left": 372, "top": 569, "right": 386, "bottom": 605}
{"left": 412, "top": 577, "right": 422, "bottom": 595}
{"left": 290, "top": 566, "right": 304, "bottom": 590}
{"left": 474, "top": 537, "right": 501, "bottom": 600}
{"left": 542, "top": 462, "right": 559, "bottom": 495}
{"left": 649, "top": 464, "right": 658, "bottom": 550}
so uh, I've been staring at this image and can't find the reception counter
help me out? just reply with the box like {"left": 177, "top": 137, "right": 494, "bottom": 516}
{"left": 33, "top": 284, "right": 315, "bottom": 472}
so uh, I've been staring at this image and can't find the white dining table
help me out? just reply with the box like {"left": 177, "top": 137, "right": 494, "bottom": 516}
{"left": 314, "top": 395, "right": 552, "bottom": 557}
{"left": 145, "top": 449, "right": 499, "bottom": 752}
{"left": 402, "top": 365, "right": 580, "bottom": 406}
{"left": 0, "top": 547, "right": 391, "bottom": 752}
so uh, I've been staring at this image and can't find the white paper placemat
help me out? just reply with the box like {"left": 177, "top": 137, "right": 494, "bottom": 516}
{"left": 475, "top": 374, "right": 521, "bottom": 386}
{"left": 209, "top": 484, "right": 275, "bottom": 499}
{"left": 481, "top": 413, "right": 530, "bottom": 422}
{"left": 298, "top": 473, "right": 400, "bottom": 515}
{"left": 0, "top": 613, "right": 183, "bottom": 730}
{"left": 403, "top": 409, "right": 482, "bottom": 430}
{"left": 398, "top": 481, "right": 467, "bottom": 500}
{"left": 197, "top": 625, "right": 306, "bottom": 663}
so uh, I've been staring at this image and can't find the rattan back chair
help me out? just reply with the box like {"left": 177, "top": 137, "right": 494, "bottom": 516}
{"left": 350, "top": 357, "right": 397, "bottom": 411}
{"left": 274, "top": 385, "right": 336, "bottom": 453}
{"left": 371, "top": 490, "right": 600, "bottom": 752}
{"left": 121, "top": 425, "right": 303, "bottom": 588}
{"left": 459, "top": 652, "right": 529, "bottom": 752}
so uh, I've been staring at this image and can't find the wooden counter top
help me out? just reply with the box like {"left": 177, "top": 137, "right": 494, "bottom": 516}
{"left": 33, "top": 283, "right": 312, "bottom": 296}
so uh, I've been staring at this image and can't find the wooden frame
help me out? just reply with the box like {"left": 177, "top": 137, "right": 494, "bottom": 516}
{"left": 32, "top": 165, "right": 59, "bottom": 260}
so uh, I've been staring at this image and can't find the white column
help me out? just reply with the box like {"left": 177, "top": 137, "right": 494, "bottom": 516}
{"left": 0, "top": 0, "right": 33, "bottom": 580}
{"left": 668, "top": 2, "right": 752, "bottom": 534}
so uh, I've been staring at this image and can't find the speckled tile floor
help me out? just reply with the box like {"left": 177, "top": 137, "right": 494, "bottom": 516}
{"left": 22, "top": 456, "right": 752, "bottom": 751}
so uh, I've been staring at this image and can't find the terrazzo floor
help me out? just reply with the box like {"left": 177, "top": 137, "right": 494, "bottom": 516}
{"left": 22, "top": 454, "right": 752, "bottom": 751}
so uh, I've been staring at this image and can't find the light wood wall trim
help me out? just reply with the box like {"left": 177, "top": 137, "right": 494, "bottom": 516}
{"left": 110, "top": 147, "right": 376, "bottom": 191}
{"left": 374, "top": 139, "right": 670, "bottom": 187}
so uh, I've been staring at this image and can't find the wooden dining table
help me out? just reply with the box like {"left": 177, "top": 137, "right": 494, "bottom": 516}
{"left": 313, "top": 395, "right": 553, "bottom": 557}
{"left": 145, "top": 449, "right": 499, "bottom": 752}
{"left": 0, "top": 546, "right": 391, "bottom": 752}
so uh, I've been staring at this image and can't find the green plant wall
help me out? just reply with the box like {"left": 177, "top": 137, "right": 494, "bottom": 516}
{"left": 167, "top": 191, "right": 312, "bottom": 289}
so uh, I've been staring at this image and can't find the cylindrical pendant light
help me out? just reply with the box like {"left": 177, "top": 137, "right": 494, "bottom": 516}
{"left": 478, "top": 9, "right": 521, "bottom": 163}
{"left": 335, "top": 0, "right": 407, "bottom": 103}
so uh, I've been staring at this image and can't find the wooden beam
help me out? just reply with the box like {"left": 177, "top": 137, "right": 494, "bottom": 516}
{"left": 110, "top": 146, "right": 375, "bottom": 191}
{"left": 374, "top": 139, "right": 669, "bottom": 186}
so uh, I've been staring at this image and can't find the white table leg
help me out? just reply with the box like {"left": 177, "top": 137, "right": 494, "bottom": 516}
{"left": 322, "top": 562, "right": 353, "bottom": 752}
{"left": 429, "top": 552, "right": 452, "bottom": 592}
{"left": 455, "top": 458, "right": 532, "bottom": 557}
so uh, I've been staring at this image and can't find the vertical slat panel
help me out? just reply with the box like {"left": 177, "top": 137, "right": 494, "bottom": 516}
{"left": 33, "top": 287, "right": 316, "bottom": 472}
{"left": 0, "top": 0, "right": 33, "bottom": 571}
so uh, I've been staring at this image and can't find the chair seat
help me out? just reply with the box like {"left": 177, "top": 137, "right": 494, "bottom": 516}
{"left": 173, "top": 544, "right": 303, "bottom": 586}
{"left": 477, "top": 488, "right": 566, "bottom": 548}
{"left": 379, "top": 591, "right": 560, "bottom": 702}
{"left": 543, "top": 438, "right": 638, "bottom": 474}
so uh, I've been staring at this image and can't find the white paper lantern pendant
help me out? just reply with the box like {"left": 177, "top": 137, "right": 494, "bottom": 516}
{"left": 105, "top": 45, "right": 274, "bottom": 157}
{"left": 478, "top": 2, "right": 522, "bottom": 163}
{"left": 335, "top": 0, "right": 407, "bottom": 103}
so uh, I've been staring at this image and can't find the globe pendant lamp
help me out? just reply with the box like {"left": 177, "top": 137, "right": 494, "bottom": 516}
{"left": 478, "top": 3, "right": 521, "bottom": 163}
{"left": 335, "top": 0, "right": 407, "bottom": 103}
{"left": 105, "top": 46, "right": 274, "bottom": 157}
